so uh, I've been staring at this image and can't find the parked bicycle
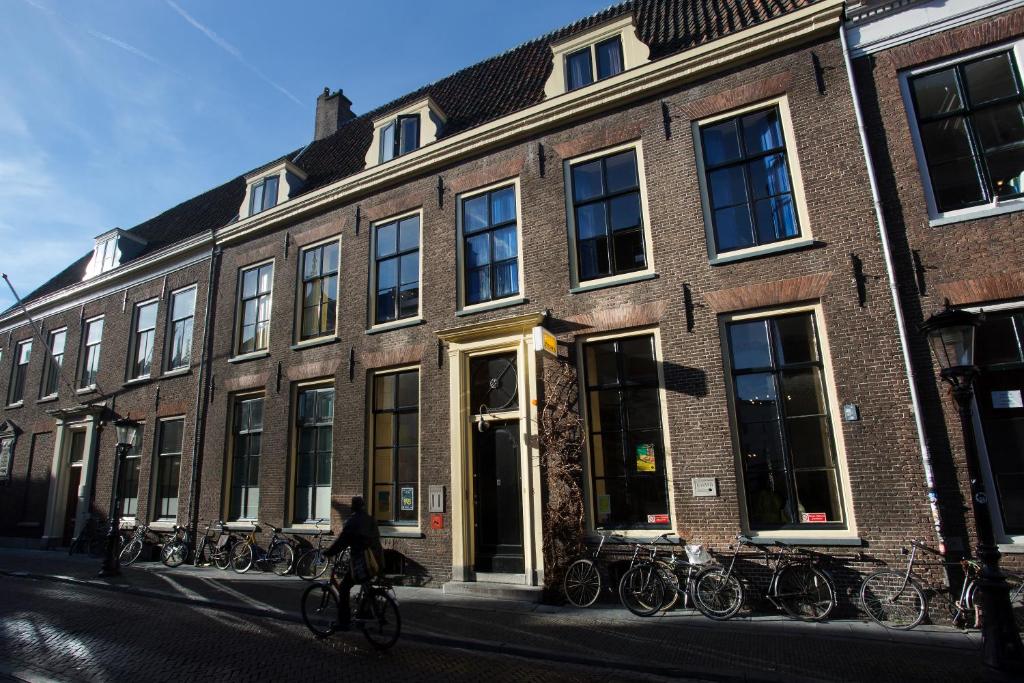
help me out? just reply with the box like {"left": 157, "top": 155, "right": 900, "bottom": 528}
{"left": 119, "top": 523, "right": 157, "bottom": 566}
{"left": 193, "top": 520, "right": 233, "bottom": 569}
{"left": 691, "top": 534, "right": 837, "bottom": 621}
{"left": 617, "top": 537, "right": 671, "bottom": 617}
{"left": 295, "top": 519, "right": 335, "bottom": 581}
{"left": 562, "top": 530, "right": 627, "bottom": 607}
{"left": 161, "top": 524, "right": 192, "bottom": 567}
{"left": 68, "top": 514, "right": 109, "bottom": 557}
{"left": 229, "top": 522, "right": 295, "bottom": 575}
{"left": 860, "top": 539, "right": 1024, "bottom": 630}
{"left": 301, "top": 561, "right": 401, "bottom": 649}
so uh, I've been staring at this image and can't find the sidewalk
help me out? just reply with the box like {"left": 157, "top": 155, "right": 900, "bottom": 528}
{"left": 0, "top": 548, "right": 1011, "bottom": 682}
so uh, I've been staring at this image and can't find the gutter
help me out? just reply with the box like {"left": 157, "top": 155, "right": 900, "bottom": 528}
{"left": 186, "top": 241, "right": 222, "bottom": 537}
{"left": 839, "top": 23, "right": 945, "bottom": 547}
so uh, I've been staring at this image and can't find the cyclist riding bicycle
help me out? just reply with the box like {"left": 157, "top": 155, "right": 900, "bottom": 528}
{"left": 324, "top": 496, "right": 383, "bottom": 631}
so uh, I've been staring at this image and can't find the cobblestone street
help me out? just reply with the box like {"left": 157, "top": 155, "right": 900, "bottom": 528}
{"left": 0, "top": 550, "right": 1019, "bottom": 682}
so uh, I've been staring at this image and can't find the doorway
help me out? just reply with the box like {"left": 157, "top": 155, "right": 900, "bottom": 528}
{"left": 473, "top": 421, "right": 524, "bottom": 573}
{"left": 60, "top": 430, "right": 87, "bottom": 546}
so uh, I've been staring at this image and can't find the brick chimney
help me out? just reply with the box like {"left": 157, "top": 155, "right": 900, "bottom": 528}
{"left": 313, "top": 88, "right": 355, "bottom": 141}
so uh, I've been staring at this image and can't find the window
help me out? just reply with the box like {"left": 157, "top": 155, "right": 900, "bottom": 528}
{"left": 237, "top": 263, "right": 273, "bottom": 355}
{"left": 295, "top": 387, "right": 333, "bottom": 523}
{"left": 698, "top": 105, "right": 801, "bottom": 254}
{"left": 907, "top": 49, "right": 1024, "bottom": 214}
{"left": 118, "top": 424, "right": 144, "bottom": 517}
{"left": 154, "top": 418, "right": 184, "bottom": 520}
{"left": 460, "top": 184, "right": 520, "bottom": 306}
{"left": 568, "top": 146, "right": 648, "bottom": 283}
{"left": 167, "top": 287, "right": 196, "bottom": 371}
{"left": 379, "top": 115, "right": 420, "bottom": 163}
{"left": 725, "top": 312, "right": 845, "bottom": 530}
{"left": 130, "top": 301, "right": 158, "bottom": 379}
{"left": 373, "top": 214, "right": 420, "bottom": 324}
{"left": 249, "top": 176, "right": 279, "bottom": 216}
{"left": 230, "top": 396, "right": 263, "bottom": 521}
{"left": 371, "top": 370, "right": 419, "bottom": 525}
{"left": 583, "top": 334, "right": 669, "bottom": 529}
{"left": 80, "top": 317, "right": 103, "bottom": 388}
{"left": 566, "top": 36, "right": 623, "bottom": 91}
{"left": 299, "top": 241, "right": 339, "bottom": 340}
{"left": 8, "top": 340, "right": 31, "bottom": 405}
{"left": 98, "top": 238, "right": 117, "bottom": 272}
{"left": 974, "top": 311, "right": 1024, "bottom": 537}
{"left": 42, "top": 329, "right": 66, "bottom": 397}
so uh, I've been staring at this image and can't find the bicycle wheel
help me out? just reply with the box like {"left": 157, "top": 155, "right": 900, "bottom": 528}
{"left": 618, "top": 565, "right": 666, "bottom": 617}
{"left": 860, "top": 569, "right": 926, "bottom": 630}
{"left": 774, "top": 565, "right": 835, "bottom": 621}
{"left": 269, "top": 542, "right": 295, "bottom": 576}
{"left": 120, "top": 538, "right": 143, "bottom": 565}
{"left": 656, "top": 561, "right": 680, "bottom": 611}
{"left": 298, "top": 550, "right": 330, "bottom": 581}
{"left": 692, "top": 567, "right": 744, "bottom": 620}
{"left": 163, "top": 541, "right": 188, "bottom": 568}
{"left": 359, "top": 589, "right": 401, "bottom": 650}
{"left": 230, "top": 542, "right": 253, "bottom": 573}
{"left": 301, "top": 583, "right": 339, "bottom": 637}
{"left": 213, "top": 542, "right": 232, "bottom": 570}
{"left": 194, "top": 537, "right": 207, "bottom": 567}
{"left": 563, "top": 559, "right": 602, "bottom": 607}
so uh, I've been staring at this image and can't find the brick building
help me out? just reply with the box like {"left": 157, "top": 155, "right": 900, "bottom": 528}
{"left": 3, "top": 0, "right": 1016, "bottom": 606}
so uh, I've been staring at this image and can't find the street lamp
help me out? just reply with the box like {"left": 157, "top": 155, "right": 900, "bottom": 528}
{"left": 921, "top": 305, "right": 1022, "bottom": 669}
{"left": 98, "top": 417, "right": 139, "bottom": 577}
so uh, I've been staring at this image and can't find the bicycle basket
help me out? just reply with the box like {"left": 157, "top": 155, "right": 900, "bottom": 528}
{"left": 684, "top": 544, "right": 711, "bottom": 565}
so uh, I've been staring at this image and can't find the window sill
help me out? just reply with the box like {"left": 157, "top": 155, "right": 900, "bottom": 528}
{"left": 4, "top": 402, "right": 23, "bottom": 410}
{"left": 586, "top": 530, "right": 678, "bottom": 543}
{"left": 709, "top": 237, "right": 817, "bottom": 265}
{"left": 225, "top": 521, "right": 257, "bottom": 531}
{"left": 998, "top": 542, "right": 1024, "bottom": 554}
{"left": 745, "top": 534, "right": 862, "bottom": 547}
{"left": 123, "top": 376, "right": 152, "bottom": 388}
{"left": 457, "top": 296, "right": 527, "bottom": 317}
{"left": 160, "top": 367, "right": 192, "bottom": 379}
{"left": 284, "top": 525, "right": 331, "bottom": 535}
{"left": 290, "top": 336, "right": 339, "bottom": 351}
{"left": 366, "top": 317, "right": 424, "bottom": 335}
{"left": 228, "top": 350, "right": 270, "bottom": 364}
{"left": 36, "top": 395, "right": 59, "bottom": 405}
{"left": 570, "top": 271, "right": 657, "bottom": 294}
{"left": 379, "top": 527, "right": 424, "bottom": 539}
{"left": 928, "top": 199, "right": 1024, "bottom": 227}
{"left": 149, "top": 521, "right": 177, "bottom": 532}
{"left": 76, "top": 386, "right": 98, "bottom": 396}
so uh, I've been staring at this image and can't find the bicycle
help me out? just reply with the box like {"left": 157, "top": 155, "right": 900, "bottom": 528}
{"left": 562, "top": 530, "right": 627, "bottom": 607}
{"left": 68, "top": 514, "right": 109, "bottom": 557}
{"left": 229, "top": 522, "right": 295, "bottom": 575}
{"left": 650, "top": 535, "right": 714, "bottom": 612}
{"left": 119, "top": 523, "right": 156, "bottom": 566}
{"left": 300, "top": 561, "right": 401, "bottom": 650}
{"left": 860, "top": 539, "right": 1024, "bottom": 630}
{"left": 691, "top": 534, "right": 837, "bottom": 621}
{"left": 295, "top": 519, "right": 335, "bottom": 581}
{"left": 193, "top": 520, "right": 232, "bottom": 568}
{"left": 161, "top": 524, "right": 192, "bottom": 567}
{"left": 618, "top": 538, "right": 671, "bottom": 617}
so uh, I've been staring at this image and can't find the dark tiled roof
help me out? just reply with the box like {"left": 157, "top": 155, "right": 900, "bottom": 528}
{"left": 16, "top": 0, "right": 818, "bottom": 310}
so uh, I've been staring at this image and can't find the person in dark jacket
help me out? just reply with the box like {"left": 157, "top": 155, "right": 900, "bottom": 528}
{"left": 325, "top": 496, "right": 382, "bottom": 630}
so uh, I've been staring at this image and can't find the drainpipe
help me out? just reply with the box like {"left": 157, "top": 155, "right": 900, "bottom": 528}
{"left": 839, "top": 26, "right": 945, "bottom": 547}
{"left": 186, "top": 240, "right": 222, "bottom": 536}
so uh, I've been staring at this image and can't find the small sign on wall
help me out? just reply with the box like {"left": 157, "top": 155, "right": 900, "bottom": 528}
{"left": 428, "top": 485, "right": 445, "bottom": 513}
{"left": 992, "top": 390, "right": 1023, "bottom": 409}
{"left": 531, "top": 326, "right": 558, "bottom": 356}
{"left": 801, "top": 512, "right": 828, "bottom": 523}
{"left": 647, "top": 514, "right": 669, "bottom": 525}
{"left": 691, "top": 477, "right": 718, "bottom": 497}
{"left": 430, "top": 513, "right": 444, "bottom": 530}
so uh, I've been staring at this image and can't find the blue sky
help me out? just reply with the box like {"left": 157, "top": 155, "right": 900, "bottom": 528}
{"left": 0, "top": 0, "right": 615, "bottom": 310}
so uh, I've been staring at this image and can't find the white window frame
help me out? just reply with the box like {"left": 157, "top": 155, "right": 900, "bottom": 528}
{"left": 165, "top": 285, "right": 197, "bottom": 373}
{"left": 226, "top": 392, "right": 264, "bottom": 522}
{"left": 294, "top": 236, "right": 342, "bottom": 345}
{"left": 368, "top": 209, "right": 424, "bottom": 332}
{"left": 899, "top": 39, "right": 1024, "bottom": 226}
{"left": 367, "top": 365, "right": 422, "bottom": 533}
{"left": 118, "top": 421, "right": 145, "bottom": 522}
{"left": 234, "top": 259, "right": 275, "bottom": 358}
{"left": 41, "top": 327, "right": 67, "bottom": 398}
{"left": 563, "top": 140, "right": 656, "bottom": 292}
{"left": 153, "top": 417, "right": 185, "bottom": 522}
{"left": 575, "top": 327, "right": 676, "bottom": 537}
{"left": 79, "top": 315, "right": 104, "bottom": 390}
{"left": 719, "top": 302, "right": 858, "bottom": 542}
{"left": 7, "top": 339, "right": 31, "bottom": 406}
{"left": 544, "top": 14, "right": 650, "bottom": 98}
{"left": 692, "top": 95, "right": 814, "bottom": 265}
{"left": 128, "top": 298, "right": 159, "bottom": 381}
{"left": 290, "top": 380, "right": 335, "bottom": 526}
{"left": 455, "top": 178, "right": 526, "bottom": 314}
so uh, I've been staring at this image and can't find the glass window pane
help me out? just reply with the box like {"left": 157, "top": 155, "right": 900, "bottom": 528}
{"left": 780, "top": 368, "right": 827, "bottom": 417}
{"left": 374, "top": 448, "right": 393, "bottom": 482}
{"left": 963, "top": 53, "right": 1020, "bottom": 106}
{"left": 566, "top": 48, "right": 593, "bottom": 90}
{"left": 793, "top": 469, "right": 842, "bottom": 524}
{"left": 257, "top": 265, "right": 273, "bottom": 294}
{"left": 787, "top": 416, "right": 834, "bottom": 468}
{"left": 397, "top": 447, "right": 417, "bottom": 481}
{"left": 753, "top": 195, "right": 799, "bottom": 244}
{"left": 399, "top": 116, "right": 419, "bottom": 155}
{"left": 303, "top": 248, "right": 320, "bottom": 280}
{"left": 745, "top": 465, "right": 791, "bottom": 526}
{"left": 399, "top": 217, "right": 419, "bottom": 251}
{"left": 578, "top": 237, "right": 609, "bottom": 280}
{"left": 572, "top": 160, "right": 603, "bottom": 202}
{"left": 592, "top": 432, "right": 625, "bottom": 478}
{"left": 576, "top": 203, "right": 608, "bottom": 240}
{"left": 919, "top": 116, "right": 975, "bottom": 164}
{"left": 742, "top": 108, "right": 784, "bottom": 154}
{"left": 172, "top": 289, "right": 196, "bottom": 320}
{"left": 930, "top": 156, "right": 986, "bottom": 211}
{"left": 586, "top": 341, "right": 618, "bottom": 387}
{"left": 986, "top": 147, "right": 1024, "bottom": 198}
{"left": 977, "top": 314, "right": 1024, "bottom": 366}
{"left": 612, "top": 230, "right": 644, "bottom": 272}
{"left": 773, "top": 314, "right": 818, "bottom": 365}
{"left": 492, "top": 226, "right": 517, "bottom": 261}
{"left": 135, "top": 302, "right": 155, "bottom": 330}
{"left": 974, "top": 102, "right": 1024, "bottom": 152}
{"left": 702, "top": 119, "right": 742, "bottom": 166}
{"left": 399, "top": 283, "right": 418, "bottom": 319}
{"left": 399, "top": 253, "right": 418, "bottom": 286}
{"left": 376, "top": 289, "right": 396, "bottom": 323}
{"left": 466, "top": 268, "right": 489, "bottom": 304}
{"left": 376, "top": 223, "right": 397, "bottom": 257}
{"left": 595, "top": 37, "right": 623, "bottom": 79}
{"left": 250, "top": 183, "right": 264, "bottom": 215}
{"left": 749, "top": 154, "right": 792, "bottom": 200}
{"left": 380, "top": 122, "right": 395, "bottom": 162}
{"left": 605, "top": 151, "right": 638, "bottom": 193}
{"left": 374, "top": 374, "right": 395, "bottom": 410}
{"left": 397, "top": 413, "right": 418, "bottom": 446}
{"left": 625, "top": 388, "right": 660, "bottom": 430}
{"left": 729, "top": 320, "right": 772, "bottom": 370}
{"left": 609, "top": 193, "right": 641, "bottom": 231}
{"left": 588, "top": 389, "right": 622, "bottom": 433}
{"left": 490, "top": 187, "right": 516, "bottom": 224}
{"left": 466, "top": 234, "right": 489, "bottom": 267}
{"left": 708, "top": 165, "right": 749, "bottom": 209}
{"left": 494, "top": 261, "right": 518, "bottom": 298}
{"left": 323, "top": 242, "right": 339, "bottom": 274}
{"left": 912, "top": 68, "right": 963, "bottom": 117}
{"left": 714, "top": 205, "right": 755, "bottom": 252}
{"left": 397, "top": 370, "right": 418, "bottom": 408}
{"left": 377, "top": 258, "right": 397, "bottom": 290}
{"left": 464, "top": 195, "right": 489, "bottom": 233}
{"left": 620, "top": 336, "right": 656, "bottom": 385}
{"left": 735, "top": 373, "right": 779, "bottom": 423}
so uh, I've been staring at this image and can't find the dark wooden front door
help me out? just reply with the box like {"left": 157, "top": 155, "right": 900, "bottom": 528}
{"left": 473, "top": 421, "right": 524, "bottom": 573}
{"left": 62, "top": 466, "right": 82, "bottom": 546}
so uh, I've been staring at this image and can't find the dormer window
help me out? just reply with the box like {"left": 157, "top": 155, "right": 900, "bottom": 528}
{"left": 83, "top": 228, "right": 146, "bottom": 280}
{"left": 249, "top": 176, "right": 279, "bottom": 216}
{"left": 366, "top": 96, "right": 445, "bottom": 169}
{"left": 544, "top": 15, "right": 649, "bottom": 99}
{"left": 379, "top": 115, "right": 421, "bottom": 163}
{"left": 566, "top": 36, "right": 624, "bottom": 91}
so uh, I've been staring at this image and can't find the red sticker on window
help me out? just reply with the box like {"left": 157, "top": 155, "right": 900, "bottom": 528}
{"left": 801, "top": 512, "right": 827, "bottom": 523}
{"left": 647, "top": 514, "right": 669, "bottom": 524}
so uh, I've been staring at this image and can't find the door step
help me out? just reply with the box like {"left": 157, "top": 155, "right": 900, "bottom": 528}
{"left": 442, "top": 580, "right": 543, "bottom": 603}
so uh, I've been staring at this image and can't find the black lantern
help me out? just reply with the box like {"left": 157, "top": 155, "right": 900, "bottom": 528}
{"left": 99, "top": 417, "right": 140, "bottom": 577}
{"left": 115, "top": 418, "right": 140, "bottom": 451}
{"left": 920, "top": 305, "right": 1022, "bottom": 669}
